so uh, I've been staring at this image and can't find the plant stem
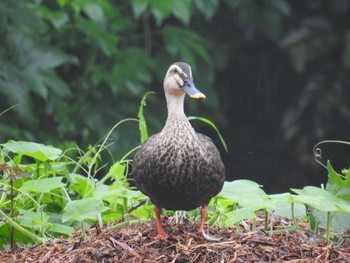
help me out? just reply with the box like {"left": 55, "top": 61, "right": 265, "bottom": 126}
{"left": 87, "top": 118, "right": 138, "bottom": 178}
{"left": 81, "top": 221, "right": 86, "bottom": 238}
{"left": 264, "top": 210, "right": 268, "bottom": 231}
{"left": 123, "top": 197, "right": 130, "bottom": 224}
{"left": 291, "top": 202, "right": 298, "bottom": 228}
{"left": 252, "top": 217, "right": 257, "bottom": 231}
{"left": 326, "top": 211, "right": 331, "bottom": 243}
{"left": 272, "top": 226, "right": 328, "bottom": 242}
{"left": 10, "top": 174, "right": 14, "bottom": 249}
{"left": 0, "top": 209, "right": 46, "bottom": 244}
{"left": 107, "top": 219, "right": 150, "bottom": 230}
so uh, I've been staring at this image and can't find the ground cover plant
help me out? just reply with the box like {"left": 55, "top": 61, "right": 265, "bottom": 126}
{"left": 0, "top": 97, "right": 350, "bottom": 261}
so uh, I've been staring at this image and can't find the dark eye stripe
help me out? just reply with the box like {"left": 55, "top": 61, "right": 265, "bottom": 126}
{"left": 179, "top": 72, "right": 187, "bottom": 79}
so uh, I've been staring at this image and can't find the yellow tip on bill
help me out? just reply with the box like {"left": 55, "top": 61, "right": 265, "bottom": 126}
{"left": 190, "top": 92, "right": 206, "bottom": 99}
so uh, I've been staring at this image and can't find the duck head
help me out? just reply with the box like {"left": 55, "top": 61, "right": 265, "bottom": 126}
{"left": 163, "top": 62, "right": 206, "bottom": 99}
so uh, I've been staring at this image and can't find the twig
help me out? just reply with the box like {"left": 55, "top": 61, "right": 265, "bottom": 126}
{"left": 108, "top": 236, "right": 141, "bottom": 259}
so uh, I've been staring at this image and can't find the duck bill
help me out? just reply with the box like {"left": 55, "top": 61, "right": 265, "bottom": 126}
{"left": 182, "top": 79, "right": 206, "bottom": 99}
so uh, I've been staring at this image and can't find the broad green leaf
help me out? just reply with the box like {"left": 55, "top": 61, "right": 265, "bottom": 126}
{"left": 62, "top": 197, "right": 108, "bottom": 222}
{"left": 265, "top": 192, "right": 306, "bottom": 218}
{"left": 171, "top": 0, "right": 191, "bottom": 25}
{"left": 188, "top": 116, "right": 228, "bottom": 152}
{"left": 0, "top": 223, "right": 34, "bottom": 249}
{"left": 18, "top": 209, "right": 50, "bottom": 231}
{"left": 57, "top": 0, "right": 69, "bottom": 7}
{"left": 20, "top": 177, "right": 65, "bottom": 193}
{"left": 138, "top": 92, "right": 155, "bottom": 144}
{"left": 82, "top": 2, "right": 105, "bottom": 23}
{"left": 343, "top": 167, "right": 350, "bottom": 179}
{"left": 1, "top": 140, "right": 62, "bottom": 162}
{"left": 311, "top": 208, "right": 350, "bottom": 233}
{"left": 106, "top": 48, "right": 154, "bottom": 94}
{"left": 336, "top": 202, "right": 350, "bottom": 214}
{"left": 76, "top": 16, "right": 118, "bottom": 56}
{"left": 291, "top": 186, "right": 346, "bottom": 212}
{"left": 96, "top": 187, "right": 144, "bottom": 204}
{"left": 223, "top": 206, "right": 258, "bottom": 226}
{"left": 162, "top": 26, "right": 210, "bottom": 65}
{"left": 43, "top": 72, "right": 72, "bottom": 97}
{"left": 107, "top": 162, "right": 126, "bottom": 181}
{"left": 268, "top": 193, "right": 293, "bottom": 204}
{"left": 194, "top": 0, "right": 219, "bottom": 20}
{"left": 47, "top": 223, "right": 75, "bottom": 236}
{"left": 268, "top": 201, "right": 306, "bottom": 219}
{"left": 131, "top": 0, "right": 149, "bottom": 18}
{"left": 68, "top": 173, "right": 95, "bottom": 198}
{"left": 219, "top": 180, "right": 268, "bottom": 208}
{"left": 328, "top": 212, "right": 350, "bottom": 233}
{"left": 130, "top": 204, "right": 153, "bottom": 220}
{"left": 326, "top": 161, "right": 350, "bottom": 200}
{"left": 102, "top": 211, "right": 123, "bottom": 223}
{"left": 150, "top": 0, "right": 173, "bottom": 24}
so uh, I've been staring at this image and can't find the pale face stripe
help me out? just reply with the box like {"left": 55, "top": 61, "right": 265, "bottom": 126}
{"left": 166, "top": 64, "right": 192, "bottom": 79}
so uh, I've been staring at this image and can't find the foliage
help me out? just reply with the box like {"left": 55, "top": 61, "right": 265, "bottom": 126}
{"left": 280, "top": 1, "right": 350, "bottom": 142}
{"left": 0, "top": 0, "right": 214, "bottom": 153}
{"left": 2, "top": 137, "right": 349, "bottom": 249}
{"left": 213, "top": 160, "right": 350, "bottom": 243}
{"left": 0, "top": 125, "right": 148, "bottom": 250}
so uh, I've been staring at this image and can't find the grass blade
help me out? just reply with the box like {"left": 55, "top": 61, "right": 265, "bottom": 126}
{"left": 138, "top": 92, "right": 155, "bottom": 144}
{"left": 188, "top": 116, "right": 228, "bottom": 152}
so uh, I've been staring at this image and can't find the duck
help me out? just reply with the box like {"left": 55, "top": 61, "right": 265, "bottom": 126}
{"left": 133, "top": 62, "right": 225, "bottom": 238}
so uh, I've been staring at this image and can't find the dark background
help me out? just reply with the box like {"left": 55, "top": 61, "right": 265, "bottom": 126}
{"left": 1, "top": 0, "right": 349, "bottom": 193}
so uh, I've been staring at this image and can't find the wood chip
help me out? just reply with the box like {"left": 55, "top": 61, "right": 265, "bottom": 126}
{"left": 1, "top": 216, "right": 349, "bottom": 262}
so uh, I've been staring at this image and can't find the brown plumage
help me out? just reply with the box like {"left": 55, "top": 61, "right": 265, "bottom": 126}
{"left": 133, "top": 62, "right": 225, "bottom": 238}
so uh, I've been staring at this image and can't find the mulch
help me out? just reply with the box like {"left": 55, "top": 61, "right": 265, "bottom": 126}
{"left": 1, "top": 216, "right": 350, "bottom": 263}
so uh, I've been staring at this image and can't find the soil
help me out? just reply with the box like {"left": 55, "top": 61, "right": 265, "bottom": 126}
{"left": 1, "top": 216, "right": 350, "bottom": 263}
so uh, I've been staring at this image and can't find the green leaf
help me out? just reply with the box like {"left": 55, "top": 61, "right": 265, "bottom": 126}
{"left": 223, "top": 206, "right": 258, "bottom": 226}
{"left": 188, "top": 116, "right": 228, "bottom": 152}
{"left": 57, "top": 0, "right": 69, "bottom": 7}
{"left": 311, "top": 209, "right": 350, "bottom": 233}
{"left": 138, "top": 91, "right": 155, "bottom": 144}
{"left": 62, "top": 197, "right": 108, "bottom": 222}
{"left": 20, "top": 177, "right": 65, "bottom": 193}
{"left": 268, "top": 201, "right": 306, "bottom": 219}
{"left": 326, "top": 161, "right": 350, "bottom": 200}
{"left": 34, "top": 48, "right": 78, "bottom": 69}
{"left": 1, "top": 140, "right": 62, "bottom": 162}
{"left": 82, "top": 2, "right": 105, "bottom": 23}
{"left": 162, "top": 26, "right": 210, "bottom": 65}
{"left": 76, "top": 16, "right": 118, "bottom": 56}
{"left": 171, "top": 0, "right": 191, "bottom": 25}
{"left": 291, "top": 186, "right": 346, "bottom": 212}
{"left": 336, "top": 202, "right": 350, "bottom": 214}
{"left": 18, "top": 209, "right": 50, "bottom": 231}
{"left": 131, "top": 0, "right": 149, "bottom": 18}
{"left": 343, "top": 167, "right": 350, "bottom": 179}
{"left": 107, "top": 162, "right": 126, "bottom": 181}
{"left": 150, "top": 0, "right": 173, "bottom": 25}
{"left": 47, "top": 223, "right": 75, "bottom": 236}
{"left": 68, "top": 173, "right": 95, "bottom": 198}
{"left": 219, "top": 180, "right": 268, "bottom": 208}
{"left": 194, "top": 0, "right": 219, "bottom": 20}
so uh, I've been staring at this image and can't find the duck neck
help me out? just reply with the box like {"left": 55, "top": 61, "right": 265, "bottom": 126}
{"left": 162, "top": 93, "right": 196, "bottom": 136}
{"left": 165, "top": 93, "right": 186, "bottom": 118}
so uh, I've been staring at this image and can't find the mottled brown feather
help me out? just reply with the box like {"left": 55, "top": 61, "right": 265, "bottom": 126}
{"left": 133, "top": 114, "right": 225, "bottom": 211}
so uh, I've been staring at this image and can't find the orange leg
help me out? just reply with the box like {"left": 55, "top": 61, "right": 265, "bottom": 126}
{"left": 199, "top": 205, "right": 208, "bottom": 233}
{"left": 154, "top": 205, "right": 167, "bottom": 238}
